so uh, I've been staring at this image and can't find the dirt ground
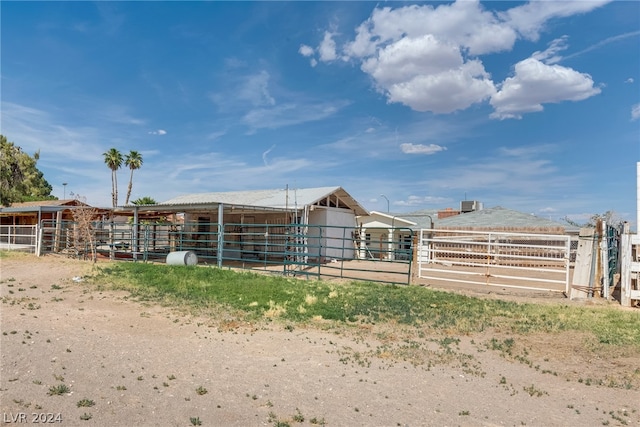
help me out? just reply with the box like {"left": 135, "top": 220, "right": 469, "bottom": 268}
{"left": 1, "top": 254, "right": 639, "bottom": 427}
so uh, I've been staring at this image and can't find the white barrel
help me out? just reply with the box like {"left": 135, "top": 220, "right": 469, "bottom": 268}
{"left": 166, "top": 251, "right": 198, "bottom": 266}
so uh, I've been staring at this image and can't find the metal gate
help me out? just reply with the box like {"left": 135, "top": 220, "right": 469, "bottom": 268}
{"left": 417, "top": 229, "right": 572, "bottom": 293}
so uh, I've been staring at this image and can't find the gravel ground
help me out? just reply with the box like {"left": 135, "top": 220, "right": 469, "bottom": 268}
{"left": 1, "top": 254, "right": 638, "bottom": 427}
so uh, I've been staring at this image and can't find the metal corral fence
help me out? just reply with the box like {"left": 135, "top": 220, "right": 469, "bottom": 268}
{"left": 7, "top": 221, "right": 580, "bottom": 292}
{"left": 417, "top": 228, "right": 572, "bottom": 293}
{"left": 0, "top": 225, "right": 38, "bottom": 252}
{"left": 37, "top": 220, "right": 413, "bottom": 285}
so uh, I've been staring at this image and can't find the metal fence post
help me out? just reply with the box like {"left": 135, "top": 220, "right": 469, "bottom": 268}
{"left": 217, "top": 203, "right": 224, "bottom": 268}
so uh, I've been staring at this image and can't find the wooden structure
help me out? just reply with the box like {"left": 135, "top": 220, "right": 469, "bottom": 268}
{"left": 0, "top": 200, "right": 95, "bottom": 225}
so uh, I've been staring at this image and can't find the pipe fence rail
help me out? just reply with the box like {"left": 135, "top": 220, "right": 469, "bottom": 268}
{"left": 417, "top": 228, "right": 572, "bottom": 293}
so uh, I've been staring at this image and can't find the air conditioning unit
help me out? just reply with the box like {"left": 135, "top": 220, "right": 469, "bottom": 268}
{"left": 460, "top": 200, "right": 483, "bottom": 213}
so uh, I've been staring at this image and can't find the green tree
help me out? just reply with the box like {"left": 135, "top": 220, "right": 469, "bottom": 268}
{"left": 124, "top": 150, "right": 143, "bottom": 205}
{"left": 103, "top": 148, "right": 123, "bottom": 208}
{"left": 132, "top": 196, "right": 156, "bottom": 205}
{"left": 0, "top": 135, "right": 55, "bottom": 206}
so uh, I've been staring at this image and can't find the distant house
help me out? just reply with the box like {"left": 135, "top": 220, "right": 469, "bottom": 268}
{"left": 355, "top": 211, "right": 416, "bottom": 260}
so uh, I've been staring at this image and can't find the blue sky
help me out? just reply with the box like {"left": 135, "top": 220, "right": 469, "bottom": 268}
{"left": 2, "top": 1, "right": 639, "bottom": 225}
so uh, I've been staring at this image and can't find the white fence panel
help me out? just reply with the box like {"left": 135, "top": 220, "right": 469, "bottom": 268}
{"left": 0, "top": 225, "right": 38, "bottom": 253}
{"left": 417, "top": 229, "right": 571, "bottom": 293}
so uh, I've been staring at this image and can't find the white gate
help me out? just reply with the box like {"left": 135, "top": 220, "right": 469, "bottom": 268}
{"left": 417, "top": 229, "right": 572, "bottom": 293}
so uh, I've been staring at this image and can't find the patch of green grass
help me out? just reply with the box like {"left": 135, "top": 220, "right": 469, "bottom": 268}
{"left": 195, "top": 386, "right": 208, "bottom": 395}
{"left": 292, "top": 408, "right": 304, "bottom": 423}
{"left": 47, "top": 384, "right": 70, "bottom": 396}
{"left": 91, "top": 263, "right": 640, "bottom": 348}
{"left": 77, "top": 399, "right": 95, "bottom": 407}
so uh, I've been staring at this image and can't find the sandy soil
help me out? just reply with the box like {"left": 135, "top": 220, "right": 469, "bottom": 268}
{"left": 1, "top": 254, "right": 639, "bottom": 427}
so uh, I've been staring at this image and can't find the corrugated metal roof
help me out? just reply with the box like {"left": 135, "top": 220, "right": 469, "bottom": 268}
{"left": 159, "top": 186, "right": 368, "bottom": 216}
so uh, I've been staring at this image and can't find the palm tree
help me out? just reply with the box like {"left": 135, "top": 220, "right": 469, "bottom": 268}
{"left": 124, "top": 150, "right": 143, "bottom": 205}
{"left": 132, "top": 196, "right": 156, "bottom": 205}
{"left": 103, "top": 148, "right": 123, "bottom": 207}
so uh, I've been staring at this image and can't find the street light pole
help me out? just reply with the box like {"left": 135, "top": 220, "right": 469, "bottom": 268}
{"left": 380, "top": 194, "right": 390, "bottom": 213}
{"left": 63, "top": 183, "right": 68, "bottom": 199}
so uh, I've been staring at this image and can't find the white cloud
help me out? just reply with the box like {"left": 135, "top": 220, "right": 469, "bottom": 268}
{"left": 298, "top": 44, "right": 314, "bottom": 57}
{"left": 318, "top": 31, "right": 338, "bottom": 62}
{"left": 385, "top": 59, "right": 496, "bottom": 113}
{"left": 532, "top": 36, "right": 569, "bottom": 65}
{"left": 500, "top": 0, "right": 610, "bottom": 41}
{"left": 625, "top": 78, "right": 635, "bottom": 84}
{"left": 262, "top": 144, "right": 276, "bottom": 166}
{"left": 394, "top": 195, "right": 450, "bottom": 207}
{"left": 344, "top": 2, "right": 518, "bottom": 58}
{"left": 557, "top": 30, "right": 640, "bottom": 63}
{"left": 400, "top": 143, "right": 446, "bottom": 155}
{"left": 239, "top": 70, "right": 275, "bottom": 107}
{"left": 209, "top": 70, "right": 277, "bottom": 111}
{"left": 632, "top": 104, "right": 640, "bottom": 121}
{"left": 243, "top": 100, "right": 350, "bottom": 132}
{"left": 148, "top": 129, "right": 167, "bottom": 135}
{"left": 422, "top": 144, "right": 578, "bottom": 198}
{"left": 298, "top": 44, "right": 318, "bottom": 66}
{"left": 304, "top": 1, "right": 607, "bottom": 118}
{"left": 361, "top": 35, "right": 462, "bottom": 87}
{"left": 490, "top": 58, "right": 601, "bottom": 119}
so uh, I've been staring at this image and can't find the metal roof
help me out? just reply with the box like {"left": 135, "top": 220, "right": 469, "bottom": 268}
{"left": 157, "top": 186, "right": 369, "bottom": 216}
{"left": 357, "top": 211, "right": 417, "bottom": 227}
{"left": 0, "top": 199, "right": 93, "bottom": 214}
{"left": 385, "top": 207, "right": 577, "bottom": 232}
{"left": 394, "top": 209, "right": 440, "bottom": 229}
{"left": 434, "top": 206, "right": 576, "bottom": 231}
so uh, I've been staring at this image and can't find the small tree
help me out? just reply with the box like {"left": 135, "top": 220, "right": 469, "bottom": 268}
{"left": 70, "top": 198, "right": 99, "bottom": 262}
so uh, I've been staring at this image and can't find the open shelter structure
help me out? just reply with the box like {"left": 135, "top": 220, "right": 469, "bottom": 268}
{"left": 111, "top": 186, "right": 368, "bottom": 265}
